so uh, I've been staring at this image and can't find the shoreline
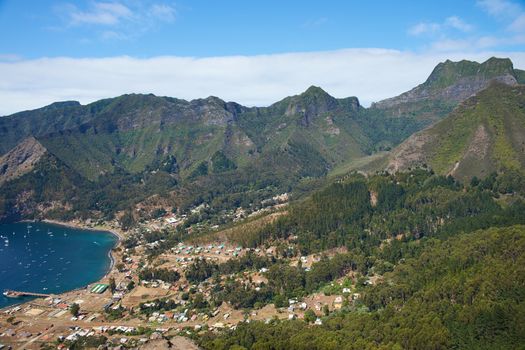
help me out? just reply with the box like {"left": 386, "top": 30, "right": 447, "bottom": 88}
{"left": 1, "top": 219, "right": 125, "bottom": 311}
{"left": 37, "top": 219, "right": 123, "bottom": 280}
{"left": 38, "top": 219, "right": 124, "bottom": 241}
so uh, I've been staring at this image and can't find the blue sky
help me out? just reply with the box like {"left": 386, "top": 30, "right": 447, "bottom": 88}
{"left": 0, "top": 0, "right": 524, "bottom": 114}
{"left": 1, "top": 0, "right": 524, "bottom": 58}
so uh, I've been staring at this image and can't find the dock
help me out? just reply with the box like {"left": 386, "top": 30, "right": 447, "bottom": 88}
{"left": 3, "top": 290, "right": 52, "bottom": 298}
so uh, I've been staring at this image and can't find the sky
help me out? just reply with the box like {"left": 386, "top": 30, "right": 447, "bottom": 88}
{"left": 0, "top": 0, "right": 525, "bottom": 115}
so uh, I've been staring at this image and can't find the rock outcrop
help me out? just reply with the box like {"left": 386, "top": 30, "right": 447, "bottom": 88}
{"left": 0, "top": 137, "right": 47, "bottom": 185}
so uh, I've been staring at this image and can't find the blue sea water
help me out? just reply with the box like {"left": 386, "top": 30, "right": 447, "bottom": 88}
{"left": 0, "top": 222, "right": 117, "bottom": 309}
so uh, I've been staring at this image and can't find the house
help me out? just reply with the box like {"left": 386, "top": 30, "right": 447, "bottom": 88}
{"left": 333, "top": 296, "right": 343, "bottom": 309}
{"left": 165, "top": 217, "right": 178, "bottom": 224}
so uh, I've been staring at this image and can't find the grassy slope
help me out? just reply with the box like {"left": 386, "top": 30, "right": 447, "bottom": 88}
{"left": 424, "top": 83, "right": 525, "bottom": 179}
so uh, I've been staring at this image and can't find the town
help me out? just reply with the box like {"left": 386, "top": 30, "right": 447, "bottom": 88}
{"left": 0, "top": 206, "right": 371, "bottom": 350}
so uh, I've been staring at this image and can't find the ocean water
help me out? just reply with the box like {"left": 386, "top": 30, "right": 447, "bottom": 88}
{"left": 0, "top": 222, "right": 117, "bottom": 309}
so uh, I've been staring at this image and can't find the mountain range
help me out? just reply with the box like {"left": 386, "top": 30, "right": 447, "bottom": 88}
{"left": 385, "top": 82, "right": 525, "bottom": 181}
{"left": 0, "top": 56, "right": 524, "bottom": 223}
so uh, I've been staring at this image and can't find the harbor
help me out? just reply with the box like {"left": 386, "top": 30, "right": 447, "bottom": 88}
{"left": 0, "top": 221, "right": 117, "bottom": 309}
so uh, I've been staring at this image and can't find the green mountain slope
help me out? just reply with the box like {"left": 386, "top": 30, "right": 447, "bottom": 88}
{"left": 200, "top": 225, "right": 525, "bottom": 350}
{"left": 362, "top": 57, "right": 523, "bottom": 150}
{"left": 197, "top": 169, "right": 525, "bottom": 350}
{"left": 386, "top": 83, "right": 525, "bottom": 181}
{"left": 0, "top": 87, "right": 367, "bottom": 181}
{"left": 0, "top": 57, "right": 523, "bottom": 223}
{"left": 0, "top": 86, "right": 372, "bottom": 222}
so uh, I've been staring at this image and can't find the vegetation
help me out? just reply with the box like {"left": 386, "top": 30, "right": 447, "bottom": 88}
{"left": 138, "top": 267, "right": 180, "bottom": 283}
{"left": 64, "top": 335, "right": 108, "bottom": 350}
{"left": 199, "top": 225, "right": 525, "bottom": 350}
{"left": 386, "top": 83, "right": 525, "bottom": 181}
{"left": 69, "top": 303, "right": 80, "bottom": 317}
{"left": 1, "top": 57, "right": 525, "bottom": 350}
{"left": 234, "top": 169, "right": 525, "bottom": 255}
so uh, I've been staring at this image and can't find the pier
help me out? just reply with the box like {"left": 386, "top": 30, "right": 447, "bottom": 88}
{"left": 3, "top": 290, "right": 52, "bottom": 298}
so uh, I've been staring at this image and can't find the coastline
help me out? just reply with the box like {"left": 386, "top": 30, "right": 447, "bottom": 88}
{"left": 39, "top": 219, "right": 124, "bottom": 241}
{"left": 40, "top": 219, "right": 123, "bottom": 279}
{"left": 1, "top": 219, "right": 124, "bottom": 311}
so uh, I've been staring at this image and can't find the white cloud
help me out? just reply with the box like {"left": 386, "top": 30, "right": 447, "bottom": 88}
{"left": 56, "top": 1, "right": 176, "bottom": 40}
{"left": 477, "top": 0, "right": 522, "bottom": 17}
{"left": 1, "top": 49, "right": 524, "bottom": 116}
{"left": 68, "top": 2, "right": 133, "bottom": 26}
{"left": 408, "top": 22, "right": 441, "bottom": 36}
{"left": 149, "top": 4, "right": 176, "bottom": 22}
{"left": 408, "top": 16, "right": 473, "bottom": 36}
{"left": 477, "top": 0, "right": 525, "bottom": 33}
{"left": 417, "top": 2, "right": 524, "bottom": 51}
{"left": 445, "top": 16, "right": 473, "bottom": 32}
{"left": 509, "top": 14, "right": 525, "bottom": 32}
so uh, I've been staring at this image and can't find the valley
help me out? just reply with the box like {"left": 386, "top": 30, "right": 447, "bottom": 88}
{"left": 1, "top": 57, "right": 525, "bottom": 349}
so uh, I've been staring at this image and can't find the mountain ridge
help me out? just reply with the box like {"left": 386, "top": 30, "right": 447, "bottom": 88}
{"left": 372, "top": 57, "right": 522, "bottom": 110}
{"left": 385, "top": 82, "right": 525, "bottom": 180}
{"left": 0, "top": 56, "right": 523, "bottom": 223}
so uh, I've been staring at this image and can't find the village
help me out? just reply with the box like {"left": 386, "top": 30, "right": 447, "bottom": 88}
{"left": 0, "top": 193, "right": 376, "bottom": 349}
{"left": 0, "top": 218, "right": 368, "bottom": 350}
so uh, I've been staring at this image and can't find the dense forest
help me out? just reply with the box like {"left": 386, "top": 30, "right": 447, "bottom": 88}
{"left": 233, "top": 169, "right": 525, "bottom": 254}
{"left": 198, "top": 225, "right": 525, "bottom": 350}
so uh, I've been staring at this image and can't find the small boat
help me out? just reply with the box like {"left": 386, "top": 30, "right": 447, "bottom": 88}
{"left": 3, "top": 290, "right": 21, "bottom": 298}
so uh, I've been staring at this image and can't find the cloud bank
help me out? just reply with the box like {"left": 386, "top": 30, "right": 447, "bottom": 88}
{"left": 1, "top": 48, "right": 525, "bottom": 116}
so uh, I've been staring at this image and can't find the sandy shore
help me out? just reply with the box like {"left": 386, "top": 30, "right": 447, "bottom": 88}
{"left": 39, "top": 219, "right": 124, "bottom": 240}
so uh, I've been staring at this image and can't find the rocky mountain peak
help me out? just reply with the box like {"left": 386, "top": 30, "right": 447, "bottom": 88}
{"left": 424, "top": 57, "right": 515, "bottom": 90}
{"left": 372, "top": 57, "right": 520, "bottom": 110}
{"left": 284, "top": 86, "right": 339, "bottom": 126}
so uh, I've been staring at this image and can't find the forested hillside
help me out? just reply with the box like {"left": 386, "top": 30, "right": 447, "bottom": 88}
{"left": 227, "top": 169, "right": 525, "bottom": 253}
{"left": 199, "top": 225, "right": 525, "bottom": 350}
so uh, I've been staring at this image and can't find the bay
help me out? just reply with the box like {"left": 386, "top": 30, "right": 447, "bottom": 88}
{"left": 0, "top": 222, "right": 117, "bottom": 309}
